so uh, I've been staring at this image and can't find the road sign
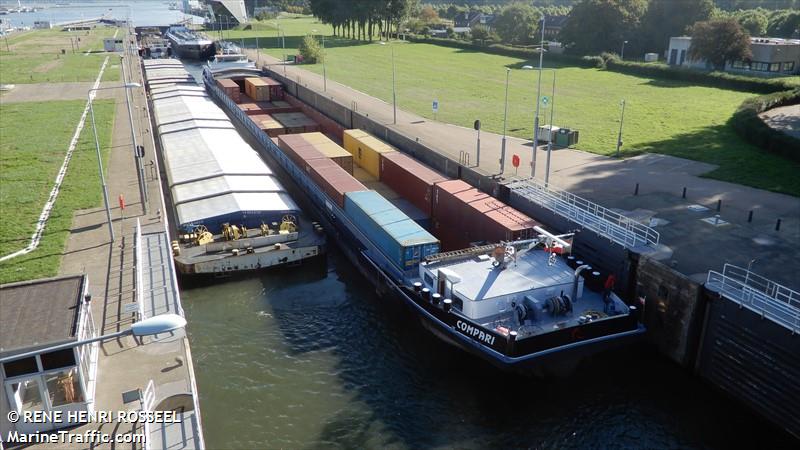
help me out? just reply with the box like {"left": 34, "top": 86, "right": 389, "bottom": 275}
{"left": 432, "top": 99, "right": 439, "bottom": 113}
{"left": 541, "top": 96, "right": 549, "bottom": 106}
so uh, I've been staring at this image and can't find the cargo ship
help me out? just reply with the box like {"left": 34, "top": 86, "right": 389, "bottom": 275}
{"left": 142, "top": 60, "right": 325, "bottom": 277}
{"left": 201, "top": 68, "right": 645, "bottom": 373}
{"left": 164, "top": 25, "right": 214, "bottom": 60}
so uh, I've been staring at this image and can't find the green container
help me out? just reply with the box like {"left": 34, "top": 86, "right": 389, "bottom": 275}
{"left": 555, "top": 129, "right": 570, "bottom": 147}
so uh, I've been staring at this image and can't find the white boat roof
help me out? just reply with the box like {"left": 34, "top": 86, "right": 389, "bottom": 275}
{"left": 176, "top": 192, "right": 298, "bottom": 226}
{"left": 171, "top": 174, "right": 285, "bottom": 205}
{"left": 434, "top": 250, "right": 578, "bottom": 301}
{"left": 152, "top": 94, "right": 228, "bottom": 124}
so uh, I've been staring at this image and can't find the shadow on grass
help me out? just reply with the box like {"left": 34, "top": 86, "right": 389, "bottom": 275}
{"left": 239, "top": 35, "right": 371, "bottom": 51}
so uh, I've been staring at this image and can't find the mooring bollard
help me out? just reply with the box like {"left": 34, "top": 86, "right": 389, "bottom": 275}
{"left": 748, "top": 210, "right": 753, "bottom": 223}
{"left": 634, "top": 183, "right": 639, "bottom": 196}
{"left": 682, "top": 187, "right": 686, "bottom": 199}
{"left": 776, "top": 218, "right": 782, "bottom": 231}
{"left": 716, "top": 199, "right": 722, "bottom": 212}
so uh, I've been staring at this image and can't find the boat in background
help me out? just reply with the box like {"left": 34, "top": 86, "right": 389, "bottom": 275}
{"left": 165, "top": 24, "right": 214, "bottom": 60}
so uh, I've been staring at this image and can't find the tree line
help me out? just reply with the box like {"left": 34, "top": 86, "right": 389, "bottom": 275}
{"left": 308, "top": 0, "right": 419, "bottom": 40}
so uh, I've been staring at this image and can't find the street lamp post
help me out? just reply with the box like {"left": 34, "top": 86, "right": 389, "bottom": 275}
{"left": 313, "top": 29, "right": 326, "bottom": 91}
{"left": 500, "top": 67, "right": 511, "bottom": 175}
{"left": 544, "top": 70, "right": 556, "bottom": 186}
{"left": 119, "top": 55, "right": 147, "bottom": 214}
{"left": 616, "top": 99, "right": 626, "bottom": 158}
{"left": 88, "top": 83, "right": 141, "bottom": 243}
{"left": 379, "top": 41, "right": 397, "bottom": 125}
{"left": 531, "top": 16, "right": 546, "bottom": 178}
{"left": 621, "top": 40, "right": 628, "bottom": 60}
{"left": 0, "top": 314, "right": 187, "bottom": 364}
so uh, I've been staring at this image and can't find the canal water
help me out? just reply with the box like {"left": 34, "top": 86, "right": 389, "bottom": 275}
{"left": 0, "top": 0, "right": 203, "bottom": 28}
{"left": 182, "top": 249, "right": 796, "bottom": 449}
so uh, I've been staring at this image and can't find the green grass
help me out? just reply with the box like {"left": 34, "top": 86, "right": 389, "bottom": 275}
{"left": 0, "top": 26, "right": 121, "bottom": 84}
{"left": 0, "top": 99, "right": 116, "bottom": 284}
{"left": 225, "top": 17, "right": 800, "bottom": 196}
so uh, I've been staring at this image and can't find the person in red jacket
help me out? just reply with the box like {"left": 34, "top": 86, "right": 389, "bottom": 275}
{"left": 603, "top": 273, "right": 617, "bottom": 313}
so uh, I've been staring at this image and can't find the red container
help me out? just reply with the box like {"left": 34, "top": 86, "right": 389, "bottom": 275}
{"left": 432, "top": 180, "right": 538, "bottom": 251}
{"left": 304, "top": 158, "right": 368, "bottom": 208}
{"left": 380, "top": 152, "right": 448, "bottom": 216}
{"left": 216, "top": 78, "right": 240, "bottom": 103}
{"left": 260, "top": 77, "right": 284, "bottom": 100}
{"left": 284, "top": 94, "right": 345, "bottom": 143}
{"left": 277, "top": 134, "right": 326, "bottom": 168}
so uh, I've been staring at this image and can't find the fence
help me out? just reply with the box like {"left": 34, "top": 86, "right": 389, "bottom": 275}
{"left": 506, "top": 177, "right": 660, "bottom": 249}
{"left": 706, "top": 263, "right": 800, "bottom": 334}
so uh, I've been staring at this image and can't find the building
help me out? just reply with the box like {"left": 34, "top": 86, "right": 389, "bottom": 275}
{"left": 0, "top": 275, "right": 98, "bottom": 435}
{"left": 207, "top": 0, "right": 248, "bottom": 27}
{"left": 103, "top": 37, "right": 124, "bottom": 52}
{"left": 453, "top": 11, "right": 495, "bottom": 33}
{"left": 543, "top": 15, "right": 568, "bottom": 40}
{"left": 667, "top": 36, "right": 800, "bottom": 76}
{"left": 33, "top": 20, "right": 51, "bottom": 29}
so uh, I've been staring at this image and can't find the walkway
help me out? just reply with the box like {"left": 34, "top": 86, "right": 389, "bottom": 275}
{"left": 0, "top": 81, "right": 118, "bottom": 103}
{"left": 248, "top": 49, "right": 800, "bottom": 289}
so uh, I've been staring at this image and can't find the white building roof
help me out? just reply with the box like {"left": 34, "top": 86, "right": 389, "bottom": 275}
{"left": 176, "top": 192, "right": 298, "bottom": 226}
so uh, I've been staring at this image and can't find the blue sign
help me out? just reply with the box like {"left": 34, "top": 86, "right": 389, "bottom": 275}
{"left": 432, "top": 100, "right": 439, "bottom": 113}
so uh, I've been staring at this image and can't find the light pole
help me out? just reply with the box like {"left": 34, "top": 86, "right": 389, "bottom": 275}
{"left": 544, "top": 70, "right": 556, "bottom": 186}
{"left": 273, "top": 21, "right": 285, "bottom": 76}
{"left": 615, "top": 99, "right": 626, "bottom": 158}
{"left": 379, "top": 41, "right": 397, "bottom": 125}
{"left": 621, "top": 40, "right": 628, "bottom": 60}
{"left": 530, "top": 16, "right": 546, "bottom": 178}
{"left": 88, "top": 83, "right": 141, "bottom": 243}
{"left": 500, "top": 67, "right": 510, "bottom": 175}
{"left": 523, "top": 65, "right": 556, "bottom": 183}
{"left": 119, "top": 55, "right": 147, "bottom": 214}
{"left": 0, "top": 314, "right": 187, "bottom": 364}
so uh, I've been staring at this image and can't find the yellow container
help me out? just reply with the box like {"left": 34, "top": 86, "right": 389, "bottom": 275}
{"left": 245, "top": 77, "right": 270, "bottom": 101}
{"left": 299, "top": 132, "right": 330, "bottom": 145}
{"left": 342, "top": 129, "right": 396, "bottom": 179}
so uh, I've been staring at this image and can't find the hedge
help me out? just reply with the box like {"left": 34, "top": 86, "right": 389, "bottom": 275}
{"left": 729, "top": 88, "right": 800, "bottom": 162}
{"left": 407, "top": 35, "right": 795, "bottom": 94}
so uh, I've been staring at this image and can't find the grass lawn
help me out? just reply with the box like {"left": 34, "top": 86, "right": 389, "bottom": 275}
{"left": 0, "top": 26, "right": 121, "bottom": 84}
{"left": 224, "top": 17, "right": 800, "bottom": 196}
{"left": 0, "top": 99, "right": 115, "bottom": 284}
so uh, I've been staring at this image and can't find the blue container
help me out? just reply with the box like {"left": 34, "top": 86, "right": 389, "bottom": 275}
{"left": 344, "top": 191, "right": 440, "bottom": 270}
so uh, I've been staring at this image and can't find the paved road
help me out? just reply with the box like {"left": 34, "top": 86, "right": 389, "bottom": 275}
{"left": 249, "top": 49, "right": 800, "bottom": 289}
{"left": 760, "top": 104, "right": 800, "bottom": 140}
{"left": 0, "top": 81, "right": 118, "bottom": 103}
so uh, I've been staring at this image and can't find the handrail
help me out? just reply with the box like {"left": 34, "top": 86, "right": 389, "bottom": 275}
{"left": 134, "top": 219, "right": 145, "bottom": 320}
{"left": 706, "top": 264, "right": 800, "bottom": 334}
{"left": 506, "top": 177, "right": 660, "bottom": 249}
{"left": 140, "top": 379, "right": 156, "bottom": 450}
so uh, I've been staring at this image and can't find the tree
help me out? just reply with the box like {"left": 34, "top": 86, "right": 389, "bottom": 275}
{"left": 559, "top": 0, "right": 647, "bottom": 55}
{"left": 299, "top": 35, "right": 322, "bottom": 63}
{"left": 471, "top": 24, "right": 490, "bottom": 43}
{"left": 737, "top": 9, "right": 768, "bottom": 36}
{"left": 689, "top": 19, "right": 752, "bottom": 70}
{"left": 639, "top": 0, "right": 713, "bottom": 53}
{"left": 419, "top": 5, "right": 439, "bottom": 24}
{"left": 766, "top": 10, "right": 800, "bottom": 38}
{"left": 493, "top": 3, "right": 541, "bottom": 45}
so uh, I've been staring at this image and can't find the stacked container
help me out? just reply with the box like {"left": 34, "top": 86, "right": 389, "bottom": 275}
{"left": 344, "top": 190, "right": 440, "bottom": 270}
{"left": 216, "top": 78, "right": 240, "bottom": 103}
{"left": 343, "top": 129, "right": 396, "bottom": 179}
{"left": 273, "top": 112, "right": 320, "bottom": 134}
{"left": 249, "top": 113, "right": 286, "bottom": 137}
{"left": 277, "top": 133, "right": 353, "bottom": 174}
{"left": 380, "top": 151, "right": 448, "bottom": 216}
{"left": 432, "top": 180, "right": 540, "bottom": 251}
{"left": 245, "top": 77, "right": 284, "bottom": 101}
{"left": 304, "top": 158, "right": 367, "bottom": 208}
{"left": 284, "top": 94, "right": 345, "bottom": 142}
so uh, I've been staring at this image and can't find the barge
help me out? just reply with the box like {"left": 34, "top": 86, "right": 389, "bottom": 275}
{"left": 165, "top": 25, "right": 214, "bottom": 60}
{"left": 142, "top": 60, "right": 325, "bottom": 277}
{"left": 202, "top": 68, "right": 644, "bottom": 373}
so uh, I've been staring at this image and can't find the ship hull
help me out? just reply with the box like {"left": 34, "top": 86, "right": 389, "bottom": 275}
{"left": 169, "top": 41, "right": 215, "bottom": 60}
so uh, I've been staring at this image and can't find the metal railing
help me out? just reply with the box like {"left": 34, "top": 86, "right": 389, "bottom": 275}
{"left": 506, "top": 177, "right": 660, "bottom": 249}
{"left": 140, "top": 379, "right": 156, "bottom": 450}
{"left": 134, "top": 219, "right": 145, "bottom": 320}
{"left": 706, "top": 264, "right": 800, "bottom": 334}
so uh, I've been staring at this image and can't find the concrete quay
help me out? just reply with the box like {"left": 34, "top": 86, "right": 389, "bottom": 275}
{"left": 3, "top": 28, "right": 203, "bottom": 450}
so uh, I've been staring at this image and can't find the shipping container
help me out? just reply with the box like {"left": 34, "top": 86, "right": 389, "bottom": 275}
{"left": 216, "top": 78, "right": 240, "bottom": 103}
{"left": 342, "top": 129, "right": 396, "bottom": 179}
{"left": 249, "top": 113, "right": 286, "bottom": 137}
{"left": 390, "top": 197, "right": 431, "bottom": 229}
{"left": 380, "top": 151, "right": 448, "bottom": 216}
{"left": 245, "top": 77, "right": 271, "bottom": 101}
{"left": 432, "top": 180, "right": 539, "bottom": 251}
{"left": 236, "top": 98, "right": 265, "bottom": 116}
{"left": 277, "top": 134, "right": 326, "bottom": 168}
{"left": 273, "top": 112, "right": 320, "bottom": 133}
{"left": 284, "top": 94, "right": 345, "bottom": 143}
{"left": 344, "top": 191, "right": 439, "bottom": 270}
{"left": 352, "top": 167, "right": 399, "bottom": 200}
{"left": 259, "top": 76, "right": 284, "bottom": 100}
{"left": 304, "top": 158, "right": 368, "bottom": 208}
